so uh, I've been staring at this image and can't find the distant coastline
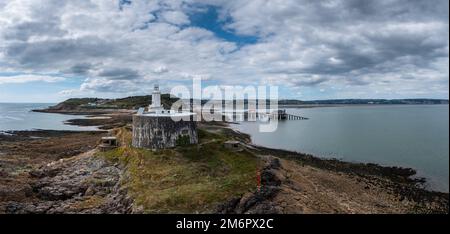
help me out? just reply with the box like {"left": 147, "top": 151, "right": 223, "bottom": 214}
{"left": 22, "top": 97, "right": 449, "bottom": 115}
{"left": 278, "top": 98, "right": 449, "bottom": 105}
{"left": 279, "top": 103, "right": 449, "bottom": 109}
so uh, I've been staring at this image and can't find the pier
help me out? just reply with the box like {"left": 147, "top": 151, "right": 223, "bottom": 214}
{"left": 222, "top": 109, "right": 308, "bottom": 121}
{"left": 275, "top": 109, "right": 309, "bottom": 120}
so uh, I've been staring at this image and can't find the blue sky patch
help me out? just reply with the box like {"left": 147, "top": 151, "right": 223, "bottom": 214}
{"left": 119, "top": 0, "right": 132, "bottom": 11}
{"left": 187, "top": 5, "right": 258, "bottom": 46}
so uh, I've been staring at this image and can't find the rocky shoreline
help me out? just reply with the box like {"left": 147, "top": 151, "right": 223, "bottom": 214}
{"left": 1, "top": 109, "right": 448, "bottom": 213}
{"left": 0, "top": 129, "right": 146, "bottom": 214}
{"left": 5, "top": 149, "right": 133, "bottom": 214}
{"left": 220, "top": 144, "right": 449, "bottom": 213}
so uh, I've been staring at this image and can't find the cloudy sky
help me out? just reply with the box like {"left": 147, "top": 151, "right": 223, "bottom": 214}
{"left": 0, "top": 0, "right": 448, "bottom": 102}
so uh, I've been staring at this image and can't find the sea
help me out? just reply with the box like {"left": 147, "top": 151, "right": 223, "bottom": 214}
{"left": 231, "top": 104, "right": 449, "bottom": 192}
{"left": 0, "top": 103, "right": 98, "bottom": 132}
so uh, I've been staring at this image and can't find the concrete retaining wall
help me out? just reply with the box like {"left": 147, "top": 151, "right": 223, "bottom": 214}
{"left": 132, "top": 115, "right": 198, "bottom": 149}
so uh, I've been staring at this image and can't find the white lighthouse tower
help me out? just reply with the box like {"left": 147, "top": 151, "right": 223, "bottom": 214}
{"left": 133, "top": 83, "right": 198, "bottom": 149}
{"left": 149, "top": 84, "right": 163, "bottom": 113}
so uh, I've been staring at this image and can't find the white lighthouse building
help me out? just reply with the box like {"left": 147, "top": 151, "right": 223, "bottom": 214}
{"left": 149, "top": 84, "right": 163, "bottom": 113}
{"left": 132, "top": 84, "right": 198, "bottom": 149}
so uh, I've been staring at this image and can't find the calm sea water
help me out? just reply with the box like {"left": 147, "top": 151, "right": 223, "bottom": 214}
{"left": 0, "top": 103, "right": 98, "bottom": 132}
{"left": 232, "top": 105, "right": 449, "bottom": 192}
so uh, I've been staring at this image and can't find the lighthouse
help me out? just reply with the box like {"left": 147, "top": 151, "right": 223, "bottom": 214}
{"left": 132, "top": 84, "right": 198, "bottom": 149}
{"left": 149, "top": 84, "right": 163, "bottom": 113}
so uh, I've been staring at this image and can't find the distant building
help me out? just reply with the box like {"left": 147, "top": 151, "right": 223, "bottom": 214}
{"left": 132, "top": 84, "right": 198, "bottom": 149}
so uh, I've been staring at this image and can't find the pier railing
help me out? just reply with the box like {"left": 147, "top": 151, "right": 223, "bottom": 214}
{"left": 270, "top": 109, "right": 309, "bottom": 120}
{"left": 222, "top": 109, "right": 309, "bottom": 121}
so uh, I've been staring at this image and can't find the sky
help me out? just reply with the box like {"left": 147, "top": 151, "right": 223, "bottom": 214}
{"left": 0, "top": 0, "right": 448, "bottom": 103}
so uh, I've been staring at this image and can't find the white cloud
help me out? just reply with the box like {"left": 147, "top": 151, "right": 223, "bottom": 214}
{"left": 160, "top": 10, "right": 190, "bottom": 25}
{"left": 153, "top": 66, "right": 169, "bottom": 74}
{"left": 0, "top": 0, "right": 448, "bottom": 99}
{"left": 0, "top": 74, "right": 65, "bottom": 84}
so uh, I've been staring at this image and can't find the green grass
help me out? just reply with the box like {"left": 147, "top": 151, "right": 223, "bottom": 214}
{"left": 175, "top": 135, "right": 191, "bottom": 146}
{"left": 54, "top": 98, "right": 100, "bottom": 109}
{"left": 102, "top": 94, "right": 178, "bottom": 109}
{"left": 98, "top": 128, "right": 259, "bottom": 213}
{"left": 54, "top": 94, "right": 179, "bottom": 110}
{"left": 72, "top": 195, "right": 105, "bottom": 210}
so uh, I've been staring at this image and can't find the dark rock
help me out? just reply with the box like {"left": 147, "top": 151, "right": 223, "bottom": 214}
{"left": 238, "top": 186, "right": 280, "bottom": 212}
{"left": 265, "top": 157, "right": 281, "bottom": 169}
{"left": 5, "top": 202, "right": 24, "bottom": 214}
{"left": 261, "top": 169, "right": 281, "bottom": 187}
{"left": 7, "top": 152, "right": 134, "bottom": 214}
{"left": 217, "top": 156, "right": 284, "bottom": 214}
{"left": 30, "top": 167, "right": 61, "bottom": 178}
{"left": 216, "top": 197, "right": 241, "bottom": 214}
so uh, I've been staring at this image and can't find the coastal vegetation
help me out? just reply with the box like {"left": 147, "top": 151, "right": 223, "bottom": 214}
{"left": 37, "top": 94, "right": 179, "bottom": 113}
{"left": 108, "top": 94, "right": 179, "bottom": 109}
{"left": 98, "top": 127, "right": 258, "bottom": 213}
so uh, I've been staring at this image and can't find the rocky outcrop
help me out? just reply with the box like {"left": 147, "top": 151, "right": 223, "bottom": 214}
{"left": 217, "top": 156, "right": 285, "bottom": 214}
{"left": 4, "top": 150, "right": 133, "bottom": 214}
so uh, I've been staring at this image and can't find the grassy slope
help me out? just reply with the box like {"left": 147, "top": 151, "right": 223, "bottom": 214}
{"left": 50, "top": 94, "right": 178, "bottom": 110}
{"left": 49, "top": 98, "right": 100, "bottom": 110}
{"left": 108, "top": 94, "right": 178, "bottom": 109}
{"left": 98, "top": 127, "right": 259, "bottom": 213}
